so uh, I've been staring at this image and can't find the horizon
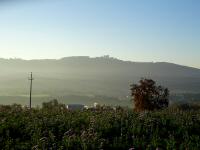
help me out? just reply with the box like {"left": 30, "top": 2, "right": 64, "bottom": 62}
{"left": 0, "top": 0, "right": 200, "bottom": 68}
{"left": 0, "top": 55, "right": 199, "bottom": 69}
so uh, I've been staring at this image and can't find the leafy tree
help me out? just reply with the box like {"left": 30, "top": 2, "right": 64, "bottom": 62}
{"left": 130, "top": 78, "right": 169, "bottom": 111}
{"left": 42, "top": 99, "right": 65, "bottom": 110}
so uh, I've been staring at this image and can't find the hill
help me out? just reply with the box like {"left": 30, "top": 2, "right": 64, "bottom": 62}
{"left": 0, "top": 56, "right": 200, "bottom": 106}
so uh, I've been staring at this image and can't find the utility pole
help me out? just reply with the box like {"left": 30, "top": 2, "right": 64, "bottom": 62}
{"left": 28, "top": 72, "right": 34, "bottom": 109}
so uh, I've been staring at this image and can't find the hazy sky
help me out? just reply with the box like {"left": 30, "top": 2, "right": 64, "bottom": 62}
{"left": 0, "top": 0, "right": 199, "bottom": 68}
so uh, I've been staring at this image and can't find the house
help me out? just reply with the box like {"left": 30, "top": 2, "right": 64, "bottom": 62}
{"left": 66, "top": 104, "right": 85, "bottom": 110}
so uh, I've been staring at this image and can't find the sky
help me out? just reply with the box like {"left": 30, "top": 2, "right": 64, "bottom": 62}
{"left": 0, "top": 0, "right": 200, "bottom": 68}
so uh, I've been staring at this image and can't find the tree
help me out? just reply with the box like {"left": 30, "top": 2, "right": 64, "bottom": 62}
{"left": 130, "top": 78, "right": 169, "bottom": 111}
{"left": 42, "top": 99, "right": 66, "bottom": 110}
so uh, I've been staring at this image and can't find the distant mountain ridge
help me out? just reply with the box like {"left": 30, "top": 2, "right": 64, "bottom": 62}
{"left": 0, "top": 56, "right": 200, "bottom": 100}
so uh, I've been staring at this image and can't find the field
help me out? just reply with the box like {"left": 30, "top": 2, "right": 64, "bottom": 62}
{"left": 0, "top": 101, "right": 200, "bottom": 150}
{"left": 0, "top": 95, "right": 131, "bottom": 107}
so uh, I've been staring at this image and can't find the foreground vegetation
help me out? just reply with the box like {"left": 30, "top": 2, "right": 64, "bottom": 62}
{"left": 0, "top": 101, "right": 200, "bottom": 150}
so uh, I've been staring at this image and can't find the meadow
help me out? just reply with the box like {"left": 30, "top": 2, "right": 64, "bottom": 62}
{"left": 0, "top": 100, "right": 200, "bottom": 150}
